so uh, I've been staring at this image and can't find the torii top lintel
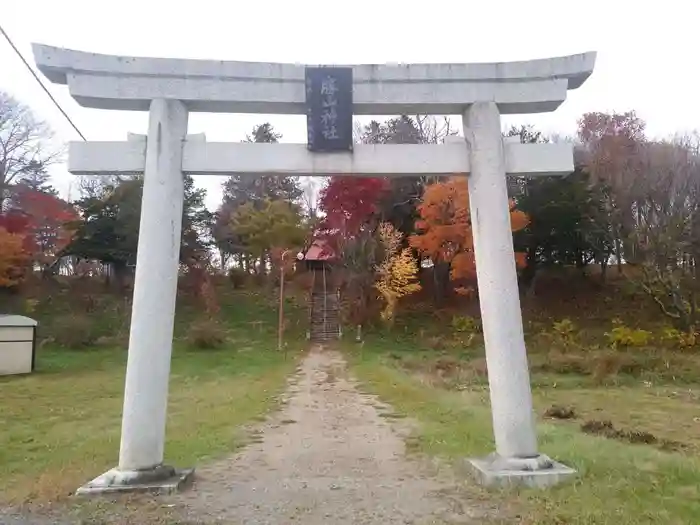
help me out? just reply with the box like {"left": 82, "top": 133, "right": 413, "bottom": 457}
{"left": 32, "top": 44, "right": 595, "bottom": 115}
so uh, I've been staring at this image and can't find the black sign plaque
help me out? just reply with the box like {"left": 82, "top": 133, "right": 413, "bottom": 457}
{"left": 305, "top": 66, "right": 353, "bottom": 152}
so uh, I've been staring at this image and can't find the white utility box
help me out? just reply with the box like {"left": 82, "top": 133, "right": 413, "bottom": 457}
{"left": 0, "top": 315, "right": 38, "bottom": 376}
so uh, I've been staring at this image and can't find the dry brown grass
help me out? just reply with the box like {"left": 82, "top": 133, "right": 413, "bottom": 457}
{"left": 351, "top": 347, "right": 700, "bottom": 525}
{"left": 533, "top": 384, "right": 700, "bottom": 454}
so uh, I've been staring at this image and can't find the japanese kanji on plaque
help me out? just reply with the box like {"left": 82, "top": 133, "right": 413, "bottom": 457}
{"left": 305, "top": 66, "right": 353, "bottom": 152}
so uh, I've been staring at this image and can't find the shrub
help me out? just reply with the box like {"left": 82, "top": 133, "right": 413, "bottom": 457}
{"left": 449, "top": 316, "right": 482, "bottom": 348}
{"left": 660, "top": 327, "right": 698, "bottom": 349}
{"left": 252, "top": 272, "right": 267, "bottom": 287}
{"left": 591, "top": 352, "right": 636, "bottom": 383}
{"left": 228, "top": 267, "right": 249, "bottom": 289}
{"left": 24, "top": 298, "right": 39, "bottom": 314}
{"left": 551, "top": 319, "right": 577, "bottom": 344}
{"left": 186, "top": 319, "right": 227, "bottom": 349}
{"left": 50, "top": 314, "right": 99, "bottom": 348}
{"left": 536, "top": 318, "right": 581, "bottom": 353}
{"left": 605, "top": 319, "right": 652, "bottom": 349}
{"left": 451, "top": 315, "right": 481, "bottom": 334}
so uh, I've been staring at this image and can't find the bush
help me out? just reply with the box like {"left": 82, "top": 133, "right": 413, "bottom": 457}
{"left": 551, "top": 319, "right": 577, "bottom": 344}
{"left": 451, "top": 315, "right": 481, "bottom": 334}
{"left": 186, "top": 319, "right": 227, "bottom": 349}
{"left": 590, "top": 352, "right": 651, "bottom": 382}
{"left": 605, "top": 319, "right": 652, "bottom": 348}
{"left": 660, "top": 327, "right": 698, "bottom": 349}
{"left": 449, "top": 315, "right": 482, "bottom": 347}
{"left": 536, "top": 318, "right": 581, "bottom": 353}
{"left": 228, "top": 267, "right": 249, "bottom": 289}
{"left": 24, "top": 298, "right": 39, "bottom": 314}
{"left": 50, "top": 314, "right": 99, "bottom": 348}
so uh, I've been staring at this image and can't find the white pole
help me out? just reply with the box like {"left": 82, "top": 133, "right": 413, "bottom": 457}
{"left": 463, "top": 101, "right": 538, "bottom": 459}
{"left": 118, "top": 99, "right": 188, "bottom": 472}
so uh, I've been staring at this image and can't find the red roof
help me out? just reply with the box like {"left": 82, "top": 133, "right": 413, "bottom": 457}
{"left": 303, "top": 239, "right": 336, "bottom": 261}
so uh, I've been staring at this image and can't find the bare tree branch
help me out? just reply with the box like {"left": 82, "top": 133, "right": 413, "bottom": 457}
{"left": 0, "top": 91, "right": 61, "bottom": 208}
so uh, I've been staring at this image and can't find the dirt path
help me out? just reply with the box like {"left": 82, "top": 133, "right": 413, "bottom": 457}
{"left": 171, "top": 347, "right": 486, "bottom": 524}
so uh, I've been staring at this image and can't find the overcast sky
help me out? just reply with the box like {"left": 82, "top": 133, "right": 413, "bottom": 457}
{"left": 2, "top": 0, "right": 699, "bottom": 209}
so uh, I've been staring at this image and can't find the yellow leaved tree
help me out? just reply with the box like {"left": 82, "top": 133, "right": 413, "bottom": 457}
{"left": 375, "top": 223, "right": 421, "bottom": 326}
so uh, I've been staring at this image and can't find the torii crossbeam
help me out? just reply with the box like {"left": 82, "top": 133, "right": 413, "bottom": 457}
{"left": 68, "top": 137, "right": 574, "bottom": 178}
{"left": 33, "top": 44, "right": 595, "bottom": 494}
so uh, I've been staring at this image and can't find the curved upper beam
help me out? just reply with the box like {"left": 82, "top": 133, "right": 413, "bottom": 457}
{"left": 32, "top": 44, "right": 596, "bottom": 115}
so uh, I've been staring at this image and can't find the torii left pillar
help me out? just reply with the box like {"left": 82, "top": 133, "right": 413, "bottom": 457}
{"left": 76, "top": 99, "right": 194, "bottom": 494}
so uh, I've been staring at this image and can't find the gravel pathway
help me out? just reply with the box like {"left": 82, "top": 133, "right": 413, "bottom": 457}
{"left": 171, "top": 347, "right": 484, "bottom": 524}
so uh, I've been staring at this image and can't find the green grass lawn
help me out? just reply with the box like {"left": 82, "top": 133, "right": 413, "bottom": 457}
{"left": 0, "top": 346, "right": 298, "bottom": 504}
{"left": 0, "top": 287, "right": 305, "bottom": 506}
{"left": 349, "top": 344, "right": 700, "bottom": 525}
{"left": 5, "top": 279, "right": 700, "bottom": 522}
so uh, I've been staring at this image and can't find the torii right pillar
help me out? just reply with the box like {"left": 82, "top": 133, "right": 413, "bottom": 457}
{"left": 463, "top": 101, "right": 574, "bottom": 487}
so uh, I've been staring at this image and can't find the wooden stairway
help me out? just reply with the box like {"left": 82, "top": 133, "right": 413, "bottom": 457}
{"left": 309, "top": 268, "right": 340, "bottom": 343}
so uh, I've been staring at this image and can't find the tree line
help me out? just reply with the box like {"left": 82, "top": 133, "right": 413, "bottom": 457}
{"left": 2, "top": 89, "right": 699, "bottom": 332}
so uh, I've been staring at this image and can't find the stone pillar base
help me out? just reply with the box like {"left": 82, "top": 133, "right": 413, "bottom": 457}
{"left": 464, "top": 453, "right": 575, "bottom": 488}
{"left": 75, "top": 465, "right": 194, "bottom": 496}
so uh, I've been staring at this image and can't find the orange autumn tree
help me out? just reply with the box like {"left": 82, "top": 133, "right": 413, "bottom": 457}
{"left": 409, "top": 176, "right": 529, "bottom": 294}
{"left": 0, "top": 227, "right": 30, "bottom": 288}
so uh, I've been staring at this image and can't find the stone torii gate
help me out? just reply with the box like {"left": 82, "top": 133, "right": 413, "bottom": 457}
{"left": 33, "top": 44, "right": 595, "bottom": 493}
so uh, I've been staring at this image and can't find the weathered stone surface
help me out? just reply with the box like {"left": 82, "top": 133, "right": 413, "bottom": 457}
{"left": 465, "top": 454, "right": 576, "bottom": 488}
{"left": 32, "top": 44, "right": 595, "bottom": 114}
{"left": 75, "top": 466, "right": 194, "bottom": 496}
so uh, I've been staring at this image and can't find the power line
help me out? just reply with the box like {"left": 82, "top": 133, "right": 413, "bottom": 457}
{"left": 0, "top": 23, "right": 86, "bottom": 141}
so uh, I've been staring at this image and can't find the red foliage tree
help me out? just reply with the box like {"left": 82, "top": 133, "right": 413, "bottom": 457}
{"left": 0, "top": 211, "right": 31, "bottom": 235}
{"left": 4, "top": 186, "right": 78, "bottom": 268}
{"left": 317, "top": 177, "right": 389, "bottom": 240}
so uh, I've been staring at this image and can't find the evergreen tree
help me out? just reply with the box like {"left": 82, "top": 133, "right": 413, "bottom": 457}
{"left": 64, "top": 175, "right": 212, "bottom": 283}
{"left": 17, "top": 161, "right": 57, "bottom": 196}
{"left": 215, "top": 123, "right": 303, "bottom": 267}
